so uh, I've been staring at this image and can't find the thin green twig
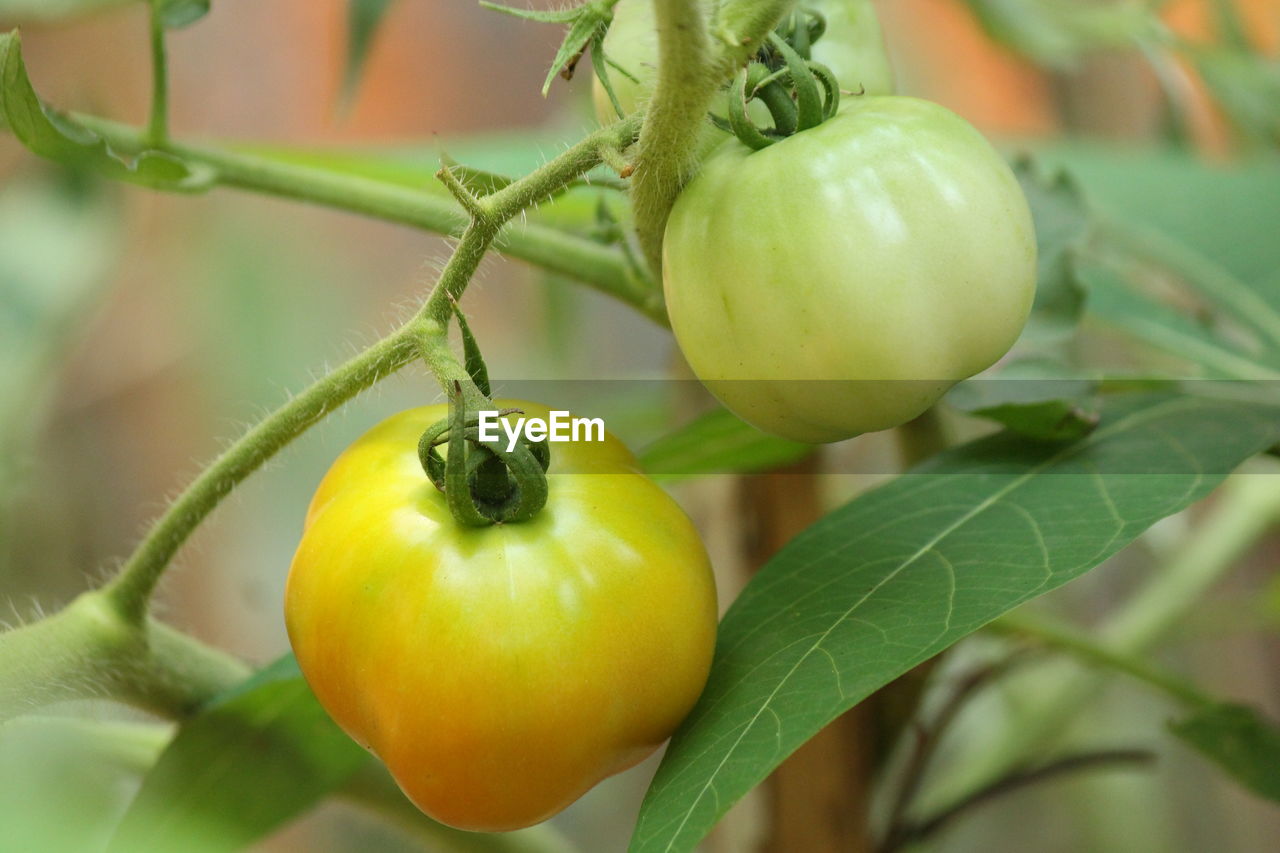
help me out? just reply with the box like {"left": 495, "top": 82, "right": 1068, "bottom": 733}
{"left": 145, "top": 3, "right": 169, "bottom": 146}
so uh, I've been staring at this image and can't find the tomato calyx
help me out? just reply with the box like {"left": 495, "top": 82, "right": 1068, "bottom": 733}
{"left": 714, "top": 8, "right": 842, "bottom": 151}
{"left": 417, "top": 382, "right": 551, "bottom": 527}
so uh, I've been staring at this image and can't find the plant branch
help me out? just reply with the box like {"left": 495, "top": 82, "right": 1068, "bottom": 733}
{"left": 925, "top": 469, "right": 1280, "bottom": 809}
{"left": 882, "top": 750, "right": 1156, "bottom": 853}
{"left": 71, "top": 114, "right": 666, "bottom": 325}
{"left": 145, "top": 3, "right": 169, "bottom": 146}
{"left": 881, "top": 657, "right": 1025, "bottom": 845}
{"left": 630, "top": 0, "right": 796, "bottom": 273}
{"left": 0, "top": 590, "right": 249, "bottom": 723}
{"left": 94, "top": 112, "right": 643, "bottom": 626}
{"left": 100, "top": 327, "right": 423, "bottom": 622}
{"left": 991, "top": 611, "right": 1215, "bottom": 708}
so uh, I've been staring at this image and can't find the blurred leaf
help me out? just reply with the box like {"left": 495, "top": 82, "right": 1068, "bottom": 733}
{"left": 108, "top": 655, "right": 369, "bottom": 853}
{"left": 946, "top": 159, "right": 1094, "bottom": 436}
{"left": 961, "top": 0, "right": 1159, "bottom": 68}
{"left": 0, "top": 0, "right": 132, "bottom": 21}
{"left": 341, "top": 0, "right": 396, "bottom": 104}
{"left": 0, "top": 31, "right": 215, "bottom": 191}
{"left": 1014, "top": 156, "right": 1092, "bottom": 344}
{"left": 0, "top": 717, "right": 168, "bottom": 853}
{"left": 1081, "top": 259, "right": 1280, "bottom": 380}
{"left": 0, "top": 179, "right": 117, "bottom": 498}
{"left": 1033, "top": 143, "right": 1280, "bottom": 302}
{"left": 639, "top": 407, "right": 811, "bottom": 478}
{"left": 633, "top": 393, "right": 1280, "bottom": 852}
{"left": 948, "top": 362, "right": 1100, "bottom": 441}
{"left": 1170, "top": 703, "right": 1280, "bottom": 802}
{"left": 154, "top": 0, "right": 208, "bottom": 29}
{"left": 1207, "top": 0, "right": 1252, "bottom": 50}
{"left": 1190, "top": 46, "right": 1280, "bottom": 148}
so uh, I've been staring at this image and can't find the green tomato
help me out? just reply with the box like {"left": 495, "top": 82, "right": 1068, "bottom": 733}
{"left": 593, "top": 0, "right": 894, "bottom": 123}
{"left": 662, "top": 96, "right": 1037, "bottom": 443}
{"left": 286, "top": 401, "right": 718, "bottom": 830}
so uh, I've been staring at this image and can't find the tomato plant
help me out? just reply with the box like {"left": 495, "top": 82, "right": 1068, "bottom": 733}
{"left": 664, "top": 95, "right": 1036, "bottom": 442}
{"left": 3, "top": 1, "right": 1280, "bottom": 852}
{"left": 285, "top": 402, "right": 717, "bottom": 831}
{"left": 595, "top": 0, "right": 894, "bottom": 121}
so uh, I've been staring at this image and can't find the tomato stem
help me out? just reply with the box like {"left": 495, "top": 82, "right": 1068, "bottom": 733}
{"left": 630, "top": 0, "right": 797, "bottom": 274}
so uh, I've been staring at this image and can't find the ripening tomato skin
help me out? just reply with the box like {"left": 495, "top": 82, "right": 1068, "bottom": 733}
{"left": 662, "top": 96, "right": 1037, "bottom": 443}
{"left": 593, "top": 0, "right": 894, "bottom": 123}
{"left": 284, "top": 402, "right": 717, "bottom": 831}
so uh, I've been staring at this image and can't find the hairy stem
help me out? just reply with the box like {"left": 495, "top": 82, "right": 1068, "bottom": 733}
{"left": 630, "top": 0, "right": 796, "bottom": 273}
{"left": 0, "top": 590, "right": 249, "bottom": 723}
{"left": 73, "top": 114, "right": 665, "bottom": 324}
{"left": 102, "top": 328, "right": 423, "bottom": 622}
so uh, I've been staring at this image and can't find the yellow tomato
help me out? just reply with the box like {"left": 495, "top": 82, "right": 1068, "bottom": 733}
{"left": 285, "top": 401, "right": 717, "bottom": 830}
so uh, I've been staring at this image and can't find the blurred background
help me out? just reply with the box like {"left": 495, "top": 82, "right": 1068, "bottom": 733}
{"left": 2, "top": 1, "right": 1280, "bottom": 851}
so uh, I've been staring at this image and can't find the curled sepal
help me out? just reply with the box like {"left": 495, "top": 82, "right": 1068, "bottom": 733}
{"left": 726, "top": 65, "right": 779, "bottom": 152}
{"left": 767, "top": 33, "right": 824, "bottom": 131}
{"left": 417, "top": 385, "right": 551, "bottom": 527}
{"left": 450, "top": 300, "right": 492, "bottom": 398}
{"left": 807, "top": 61, "right": 842, "bottom": 120}
{"left": 773, "top": 8, "right": 826, "bottom": 59}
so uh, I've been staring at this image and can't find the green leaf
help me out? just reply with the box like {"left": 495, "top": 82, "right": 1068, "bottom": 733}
{"left": 1034, "top": 142, "right": 1280, "bottom": 318}
{"left": 1081, "top": 259, "right": 1280, "bottom": 380}
{"left": 639, "top": 407, "right": 811, "bottom": 478}
{"left": 341, "top": 0, "right": 396, "bottom": 104}
{"left": 482, "top": 1, "right": 610, "bottom": 96}
{"left": 1170, "top": 703, "right": 1280, "bottom": 802}
{"left": 1190, "top": 46, "right": 1280, "bottom": 148}
{"left": 631, "top": 393, "right": 1280, "bottom": 852}
{"left": 480, "top": 1, "right": 580, "bottom": 25}
{"left": 107, "top": 655, "right": 370, "bottom": 853}
{"left": 0, "top": 717, "right": 167, "bottom": 853}
{"left": 947, "top": 362, "right": 1100, "bottom": 442}
{"left": 0, "top": 31, "right": 215, "bottom": 192}
{"left": 1014, "top": 157, "right": 1091, "bottom": 344}
{"left": 440, "top": 151, "right": 515, "bottom": 196}
{"left": 961, "top": 0, "right": 1158, "bottom": 69}
{"left": 154, "top": 0, "right": 209, "bottom": 29}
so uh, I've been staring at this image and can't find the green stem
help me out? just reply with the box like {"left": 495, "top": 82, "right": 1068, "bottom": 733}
{"left": 3, "top": 52, "right": 649, "bottom": 738}
{"left": 630, "top": 0, "right": 795, "bottom": 273}
{"left": 991, "top": 612, "right": 1214, "bottom": 708}
{"left": 73, "top": 114, "right": 666, "bottom": 325}
{"left": 0, "top": 590, "right": 249, "bottom": 723}
{"left": 925, "top": 470, "right": 1280, "bottom": 810}
{"left": 146, "top": 4, "right": 168, "bottom": 147}
{"left": 101, "top": 113, "right": 643, "bottom": 624}
{"left": 103, "top": 326, "right": 423, "bottom": 623}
